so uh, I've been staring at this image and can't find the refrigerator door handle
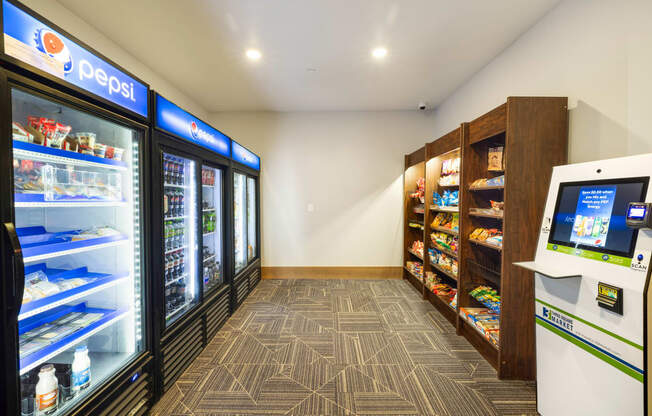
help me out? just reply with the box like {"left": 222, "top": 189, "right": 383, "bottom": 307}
{"left": 3, "top": 222, "right": 25, "bottom": 314}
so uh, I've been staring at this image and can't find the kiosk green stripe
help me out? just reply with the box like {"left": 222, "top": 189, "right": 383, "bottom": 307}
{"left": 546, "top": 243, "right": 631, "bottom": 267}
{"left": 536, "top": 298, "right": 643, "bottom": 350}
{"left": 536, "top": 317, "right": 643, "bottom": 382}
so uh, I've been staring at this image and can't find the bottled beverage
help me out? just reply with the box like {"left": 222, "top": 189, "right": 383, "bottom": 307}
{"left": 36, "top": 364, "right": 58, "bottom": 415}
{"left": 179, "top": 192, "right": 184, "bottom": 216}
{"left": 178, "top": 161, "right": 184, "bottom": 185}
{"left": 163, "top": 191, "right": 169, "bottom": 216}
{"left": 164, "top": 254, "right": 170, "bottom": 281}
{"left": 173, "top": 161, "right": 179, "bottom": 185}
{"left": 179, "top": 252, "right": 185, "bottom": 275}
{"left": 72, "top": 345, "right": 91, "bottom": 392}
{"left": 174, "top": 252, "right": 180, "bottom": 278}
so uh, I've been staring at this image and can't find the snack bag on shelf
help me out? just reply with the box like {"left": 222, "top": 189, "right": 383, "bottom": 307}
{"left": 488, "top": 146, "right": 504, "bottom": 171}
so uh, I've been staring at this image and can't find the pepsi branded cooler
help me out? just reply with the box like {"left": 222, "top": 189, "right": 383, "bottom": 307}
{"left": 150, "top": 92, "right": 233, "bottom": 395}
{"left": 0, "top": 1, "right": 153, "bottom": 415}
{"left": 231, "top": 141, "right": 261, "bottom": 308}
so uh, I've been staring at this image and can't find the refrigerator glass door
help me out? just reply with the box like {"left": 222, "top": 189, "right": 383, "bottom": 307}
{"left": 201, "top": 166, "right": 223, "bottom": 293}
{"left": 11, "top": 87, "right": 145, "bottom": 416}
{"left": 162, "top": 153, "right": 199, "bottom": 327}
{"left": 247, "top": 177, "right": 257, "bottom": 262}
{"left": 233, "top": 173, "right": 247, "bottom": 274}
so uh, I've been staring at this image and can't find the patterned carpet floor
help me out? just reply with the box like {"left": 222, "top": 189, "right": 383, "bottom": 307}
{"left": 151, "top": 279, "right": 537, "bottom": 416}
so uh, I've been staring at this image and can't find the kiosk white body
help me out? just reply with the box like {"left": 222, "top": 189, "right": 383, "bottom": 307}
{"left": 520, "top": 154, "right": 652, "bottom": 416}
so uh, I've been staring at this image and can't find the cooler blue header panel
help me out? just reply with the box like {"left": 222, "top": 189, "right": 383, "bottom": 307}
{"left": 232, "top": 141, "right": 260, "bottom": 171}
{"left": 2, "top": 0, "right": 148, "bottom": 117}
{"left": 155, "top": 94, "right": 231, "bottom": 157}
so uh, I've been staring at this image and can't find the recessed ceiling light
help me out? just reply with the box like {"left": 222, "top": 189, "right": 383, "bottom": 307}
{"left": 246, "top": 49, "right": 262, "bottom": 61}
{"left": 372, "top": 47, "right": 388, "bottom": 59}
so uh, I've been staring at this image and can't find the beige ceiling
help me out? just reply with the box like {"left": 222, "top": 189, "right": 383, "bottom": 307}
{"left": 57, "top": 0, "right": 560, "bottom": 112}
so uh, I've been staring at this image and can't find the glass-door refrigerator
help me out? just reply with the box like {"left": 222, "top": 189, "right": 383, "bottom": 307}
{"left": 151, "top": 93, "right": 231, "bottom": 395}
{"left": 1, "top": 3, "right": 152, "bottom": 416}
{"left": 231, "top": 141, "right": 261, "bottom": 307}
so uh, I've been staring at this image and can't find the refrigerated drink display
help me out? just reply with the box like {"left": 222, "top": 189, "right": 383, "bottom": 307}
{"left": 11, "top": 88, "right": 145, "bottom": 416}
{"left": 163, "top": 153, "right": 198, "bottom": 326}
{"left": 247, "top": 177, "right": 257, "bottom": 261}
{"left": 202, "top": 166, "right": 224, "bottom": 292}
{"left": 234, "top": 173, "right": 247, "bottom": 274}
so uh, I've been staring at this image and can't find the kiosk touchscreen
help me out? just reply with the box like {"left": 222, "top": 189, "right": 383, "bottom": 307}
{"left": 515, "top": 153, "right": 652, "bottom": 416}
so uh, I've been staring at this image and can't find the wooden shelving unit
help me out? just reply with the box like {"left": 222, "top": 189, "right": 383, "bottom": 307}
{"left": 403, "top": 97, "right": 568, "bottom": 380}
{"left": 403, "top": 147, "right": 426, "bottom": 293}
{"left": 423, "top": 128, "right": 462, "bottom": 326}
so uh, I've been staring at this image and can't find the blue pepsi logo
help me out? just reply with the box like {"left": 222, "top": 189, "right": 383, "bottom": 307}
{"left": 552, "top": 245, "right": 558, "bottom": 250}
{"left": 602, "top": 255, "right": 609, "bottom": 261}
{"left": 34, "top": 29, "right": 73, "bottom": 73}
{"left": 190, "top": 121, "right": 199, "bottom": 139}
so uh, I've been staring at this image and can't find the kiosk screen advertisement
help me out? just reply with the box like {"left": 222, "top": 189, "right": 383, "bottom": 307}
{"left": 548, "top": 178, "right": 649, "bottom": 260}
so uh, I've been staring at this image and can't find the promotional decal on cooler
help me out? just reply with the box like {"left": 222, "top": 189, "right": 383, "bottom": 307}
{"left": 232, "top": 141, "right": 260, "bottom": 171}
{"left": 2, "top": 0, "right": 148, "bottom": 117}
{"left": 155, "top": 94, "right": 230, "bottom": 157}
{"left": 535, "top": 299, "right": 643, "bottom": 381}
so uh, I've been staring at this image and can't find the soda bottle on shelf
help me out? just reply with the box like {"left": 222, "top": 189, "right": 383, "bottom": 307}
{"left": 179, "top": 192, "right": 184, "bottom": 216}
{"left": 179, "top": 161, "right": 184, "bottom": 185}
{"left": 179, "top": 252, "right": 185, "bottom": 275}
{"left": 164, "top": 255, "right": 170, "bottom": 282}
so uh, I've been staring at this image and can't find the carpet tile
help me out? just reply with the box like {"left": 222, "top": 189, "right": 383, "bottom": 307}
{"left": 151, "top": 279, "right": 537, "bottom": 415}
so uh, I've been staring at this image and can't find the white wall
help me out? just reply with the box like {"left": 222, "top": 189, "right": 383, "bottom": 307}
{"left": 430, "top": 0, "right": 652, "bottom": 163}
{"left": 211, "top": 111, "right": 434, "bottom": 267}
{"left": 20, "top": 0, "right": 209, "bottom": 119}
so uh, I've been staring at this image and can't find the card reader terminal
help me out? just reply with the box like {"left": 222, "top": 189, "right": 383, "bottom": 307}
{"left": 626, "top": 202, "right": 652, "bottom": 229}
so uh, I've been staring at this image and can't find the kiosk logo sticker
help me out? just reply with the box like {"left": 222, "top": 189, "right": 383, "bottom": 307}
{"left": 542, "top": 307, "right": 573, "bottom": 332}
{"left": 570, "top": 186, "right": 616, "bottom": 249}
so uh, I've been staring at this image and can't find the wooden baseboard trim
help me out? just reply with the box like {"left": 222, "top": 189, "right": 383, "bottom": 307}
{"left": 262, "top": 266, "right": 402, "bottom": 280}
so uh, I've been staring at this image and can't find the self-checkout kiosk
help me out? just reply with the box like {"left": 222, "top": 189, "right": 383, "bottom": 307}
{"left": 515, "top": 153, "right": 652, "bottom": 416}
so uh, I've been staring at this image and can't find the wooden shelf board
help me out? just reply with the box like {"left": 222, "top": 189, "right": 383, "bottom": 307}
{"left": 469, "top": 185, "right": 504, "bottom": 191}
{"left": 407, "top": 249, "right": 424, "bottom": 261}
{"left": 431, "top": 226, "right": 458, "bottom": 236}
{"left": 459, "top": 312, "right": 499, "bottom": 351}
{"left": 430, "top": 206, "right": 459, "bottom": 213}
{"left": 425, "top": 290, "right": 457, "bottom": 325}
{"left": 469, "top": 211, "right": 503, "bottom": 220}
{"left": 430, "top": 261, "right": 458, "bottom": 281}
{"left": 430, "top": 244, "right": 458, "bottom": 259}
{"left": 469, "top": 239, "right": 503, "bottom": 252}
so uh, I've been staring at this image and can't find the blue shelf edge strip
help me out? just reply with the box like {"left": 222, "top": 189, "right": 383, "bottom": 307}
{"left": 14, "top": 140, "right": 128, "bottom": 168}
{"left": 15, "top": 193, "right": 126, "bottom": 204}
{"left": 17, "top": 226, "right": 128, "bottom": 259}
{"left": 20, "top": 264, "right": 129, "bottom": 318}
{"left": 19, "top": 302, "right": 128, "bottom": 371}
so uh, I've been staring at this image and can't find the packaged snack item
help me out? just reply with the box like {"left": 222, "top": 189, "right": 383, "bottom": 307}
{"left": 76, "top": 132, "right": 96, "bottom": 148}
{"left": 105, "top": 146, "right": 115, "bottom": 159}
{"left": 12, "top": 122, "right": 34, "bottom": 142}
{"left": 63, "top": 135, "right": 79, "bottom": 152}
{"left": 488, "top": 146, "right": 504, "bottom": 171}
{"left": 490, "top": 200, "right": 504, "bottom": 211}
{"left": 93, "top": 143, "right": 107, "bottom": 158}
{"left": 78, "top": 144, "right": 94, "bottom": 155}
{"left": 112, "top": 147, "right": 125, "bottom": 161}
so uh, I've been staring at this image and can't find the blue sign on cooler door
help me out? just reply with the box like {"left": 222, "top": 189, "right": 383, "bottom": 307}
{"left": 232, "top": 141, "right": 260, "bottom": 171}
{"left": 155, "top": 94, "right": 231, "bottom": 157}
{"left": 2, "top": 0, "right": 148, "bottom": 117}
